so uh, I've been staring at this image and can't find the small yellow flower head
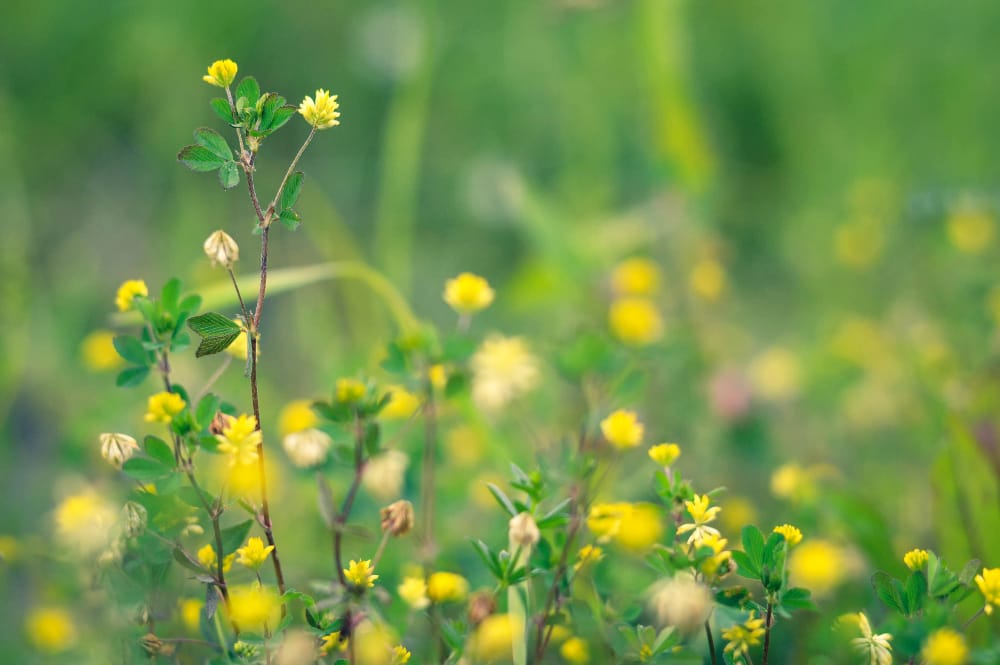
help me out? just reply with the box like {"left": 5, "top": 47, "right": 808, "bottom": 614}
{"left": 282, "top": 429, "right": 332, "bottom": 468}
{"left": 468, "top": 614, "right": 515, "bottom": 663}
{"left": 600, "top": 409, "right": 644, "bottom": 449}
{"left": 575, "top": 544, "right": 604, "bottom": 570}
{"left": 921, "top": 628, "right": 968, "bottom": 665}
{"left": 615, "top": 502, "right": 664, "bottom": 553}
{"left": 696, "top": 533, "right": 733, "bottom": 578}
{"left": 428, "top": 364, "right": 448, "bottom": 390}
{"left": 392, "top": 645, "right": 412, "bottom": 664}
{"left": 848, "top": 612, "right": 893, "bottom": 665}
{"left": 903, "top": 548, "right": 930, "bottom": 572}
{"left": 279, "top": 400, "right": 319, "bottom": 436}
{"left": 608, "top": 297, "right": 664, "bottom": 346}
{"left": 381, "top": 386, "right": 421, "bottom": 419}
{"left": 236, "top": 536, "right": 274, "bottom": 570}
{"left": 228, "top": 583, "right": 281, "bottom": 632}
{"left": 721, "top": 611, "right": 766, "bottom": 657}
{"left": 54, "top": 490, "right": 117, "bottom": 554}
{"left": 508, "top": 512, "right": 540, "bottom": 548}
{"left": 471, "top": 335, "right": 541, "bottom": 412}
{"left": 81, "top": 329, "right": 123, "bottom": 371}
{"left": 677, "top": 494, "right": 721, "bottom": 544}
{"left": 299, "top": 89, "right": 341, "bottom": 129}
{"left": 99, "top": 432, "right": 139, "bottom": 468}
{"left": 689, "top": 258, "right": 727, "bottom": 301}
{"left": 203, "top": 230, "right": 239, "bottom": 268}
{"left": 770, "top": 463, "right": 817, "bottom": 502}
{"left": 178, "top": 598, "right": 203, "bottom": 633}
{"left": 320, "top": 631, "right": 342, "bottom": 656}
{"left": 380, "top": 500, "right": 415, "bottom": 536}
{"left": 202, "top": 59, "right": 238, "bottom": 87}
{"left": 337, "top": 378, "right": 367, "bottom": 403}
{"left": 25, "top": 607, "right": 77, "bottom": 654}
{"left": 197, "top": 544, "right": 235, "bottom": 574}
{"left": 787, "top": 539, "right": 848, "bottom": 597}
{"left": 216, "top": 414, "right": 263, "bottom": 467}
{"left": 398, "top": 576, "right": 430, "bottom": 610}
{"left": 0, "top": 535, "right": 19, "bottom": 563}
{"left": 587, "top": 502, "right": 629, "bottom": 542}
{"left": 648, "top": 443, "right": 681, "bottom": 467}
{"left": 947, "top": 205, "right": 994, "bottom": 254}
{"left": 975, "top": 567, "right": 1000, "bottom": 615}
{"left": 560, "top": 636, "right": 590, "bottom": 664}
{"left": 427, "top": 571, "right": 469, "bottom": 603}
{"left": 344, "top": 559, "right": 379, "bottom": 589}
{"left": 144, "top": 391, "right": 186, "bottom": 424}
{"left": 773, "top": 524, "right": 803, "bottom": 547}
{"left": 611, "top": 257, "right": 661, "bottom": 296}
{"left": 115, "top": 279, "right": 148, "bottom": 312}
{"left": 444, "top": 272, "right": 495, "bottom": 314}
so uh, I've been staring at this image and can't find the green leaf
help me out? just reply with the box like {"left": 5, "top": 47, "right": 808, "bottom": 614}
{"left": 173, "top": 547, "right": 204, "bottom": 573}
{"left": 486, "top": 483, "right": 518, "bottom": 517}
{"left": 179, "top": 294, "right": 202, "bottom": 317}
{"left": 218, "top": 161, "right": 240, "bottom": 189}
{"left": 236, "top": 77, "right": 260, "bottom": 107}
{"left": 258, "top": 93, "right": 287, "bottom": 131}
{"left": 144, "top": 436, "right": 175, "bottom": 467}
{"left": 113, "top": 335, "right": 149, "bottom": 366}
{"left": 281, "top": 172, "right": 304, "bottom": 211}
{"left": 219, "top": 520, "right": 253, "bottom": 555}
{"left": 778, "top": 587, "right": 815, "bottom": 613}
{"left": 178, "top": 144, "right": 225, "bottom": 172}
{"left": 731, "top": 550, "right": 760, "bottom": 580}
{"left": 278, "top": 208, "right": 301, "bottom": 231}
{"left": 116, "top": 366, "right": 150, "bottom": 387}
{"left": 444, "top": 373, "right": 468, "bottom": 398}
{"left": 471, "top": 539, "right": 503, "bottom": 579}
{"left": 904, "top": 571, "right": 927, "bottom": 615}
{"left": 210, "top": 98, "right": 234, "bottom": 124}
{"left": 194, "top": 128, "right": 233, "bottom": 160}
{"left": 268, "top": 106, "right": 297, "bottom": 133}
{"left": 871, "top": 571, "right": 905, "bottom": 613}
{"left": 196, "top": 394, "right": 221, "bottom": 430}
{"left": 196, "top": 333, "right": 241, "bottom": 357}
{"left": 161, "top": 278, "right": 182, "bottom": 313}
{"left": 741, "top": 525, "right": 765, "bottom": 570}
{"left": 958, "top": 559, "right": 981, "bottom": 586}
{"left": 122, "top": 457, "right": 172, "bottom": 482}
{"left": 188, "top": 312, "right": 243, "bottom": 358}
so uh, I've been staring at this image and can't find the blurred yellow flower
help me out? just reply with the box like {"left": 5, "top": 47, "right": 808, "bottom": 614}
{"left": 344, "top": 559, "right": 379, "bottom": 589}
{"left": 834, "top": 221, "right": 885, "bottom": 268}
{"left": 611, "top": 257, "right": 661, "bottom": 296}
{"left": 398, "top": 576, "right": 430, "bottom": 610}
{"left": 600, "top": 409, "right": 644, "bottom": 449}
{"left": 921, "top": 628, "right": 968, "bottom": 665}
{"left": 381, "top": 386, "right": 421, "bottom": 419}
{"left": 748, "top": 346, "right": 801, "bottom": 401}
{"left": 677, "top": 494, "right": 721, "bottom": 544}
{"left": 202, "top": 59, "right": 238, "bottom": 87}
{"left": 279, "top": 400, "right": 318, "bottom": 436}
{"left": 115, "top": 279, "right": 148, "bottom": 312}
{"left": 471, "top": 335, "right": 540, "bottom": 412}
{"left": 468, "top": 613, "right": 515, "bottom": 663}
{"left": 0, "top": 534, "right": 19, "bottom": 563}
{"left": 144, "top": 391, "right": 186, "bottom": 424}
{"left": 216, "top": 414, "right": 262, "bottom": 466}
{"left": 788, "top": 539, "right": 848, "bottom": 597}
{"left": 392, "top": 645, "right": 412, "bottom": 664}
{"left": 648, "top": 443, "right": 680, "bottom": 466}
{"left": 54, "top": 490, "right": 117, "bottom": 554}
{"left": 236, "top": 537, "right": 274, "bottom": 570}
{"left": 299, "top": 89, "right": 341, "bottom": 129}
{"left": 615, "top": 502, "right": 664, "bottom": 553}
{"left": 719, "top": 496, "right": 757, "bottom": 535}
{"left": 228, "top": 584, "right": 281, "bottom": 632}
{"left": 560, "top": 636, "right": 590, "bottom": 664}
{"left": 25, "top": 607, "right": 77, "bottom": 653}
{"left": 575, "top": 545, "right": 604, "bottom": 570}
{"left": 975, "top": 567, "right": 1000, "bottom": 615}
{"left": 721, "top": 611, "right": 765, "bottom": 657}
{"left": 428, "top": 364, "right": 448, "bottom": 390}
{"left": 903, "top": 548, "right": 929, "bottom": 572}
{"left": 587, "top": 502, "right": 629, "bottom": 542}
{"left": 178, "top": 598, "right": 203, "bottom": 633}
{"left": 947, "top": 205, "right": 994, "bottom": 254}
{"left": 608, "top": 298, "right": 664, "bottom": 346}
{"left": 337, "top": 378, "right": 367, "bottom": 403}
{"left": 197, "top": 544, "right": 234, "bottom": 574}
{"left": 81, "top": 329, "right": 123, "bottom": 371}
{"left": 689, "top": 258, "right": 727, "bottom": 301}
{"left": 320, "top": 631, "right": 343, "bottom": 656}
{"left": 445, "top": 425, "right": 486, "bottom": 467}
{"left": 696, "top": 532, "right": 732, "bottom": 578}
{"left": 443, "top": 272, "right": 495, "bottom": 314}
{"left": 773, "top": 524, "right": 803, "bottom": 547}
{"left": 427, "top": 571, "right": 469, "bottom": 603}
{"left": 770, "top": 463, "right": 814, "bottom": 502}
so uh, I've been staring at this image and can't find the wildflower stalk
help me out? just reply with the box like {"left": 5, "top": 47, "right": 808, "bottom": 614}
{"left": 334, "top": 414, "right": 367, "bottom": 585}
{"left": 705, "top": 619, "right": 718, "bottom": 665}
{"left": 761, "top": 600, "right": 773, "bottom": 665}
{"left": 533, "top": 486, "right": 585, "bottom": 663}
{"left": 419, "top": 385, "right": 438, "bottom": 562}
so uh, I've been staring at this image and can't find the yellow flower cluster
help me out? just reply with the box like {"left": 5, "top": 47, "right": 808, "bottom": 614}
{"left": 344, "top": 559, "right": 379, "bottom": 589}
{"left": 443, "top": 272, "right": 495, "bottom": 314}
{"left": 648, "top": 442, "right": 680, "bottom": 466}
{"left": 227, "top": 584, "right": 280, "bottom": 632}
{"left": 608, "top": 298, "right": 663, "bottom": 346}
{"left": 398, "top": 576, "right": 430, "bottom": 609}
{"left": 197, "top": 544, "right": 235, "bottom": 574}
{"left": 202, "top": 59, "right": 238, "bottom": 87}
{"left": 337, "top": 377, "right": 367, "bottom": 403}
{"left": 216, "top": 414, "right": 263, "bottom": 466}
{"left": 904, "top": 548, "right": 929, "bottom": 571}
{"left": 427, "top": 571, "right": 469, "bottom": 603}
{"left": 600, "top": 409, "right": 644, "bottom": 449}
{"left": 975, "top": 567, "right": 1000, "bottom": 615}
{"left": 25, "top": 607, "right": 77, "bottom": 654}
{"left": 676, "top": 494, "right": 721, "bottom": 544}
{"left": 144, "top": 391, "right": 186, "bottom": 424}
{"left": 299, "top": 89, "right": 341, "bottom": 129}
{"left": 721, "top": 612, "right": 765, "bottom": 657}
{"left": 575, "top": 544, "right": 604, "bottom": 570}
{"left": 235, "top": 537, "right": 274, "bottom": 570}
{"left": 921, "top": 628, "right": 968, "bottom": 665}
{"left": 611, "top": 257, "right": 660, "bottom": 296}
{"left": 81, "top": 330, "right": 122, "bottom": 371}
{"left": 586, "top": 502, "right": 663, "bottom": 552}
{"left": 773, "top": 524, "right": 803, "bottom": 547}
{"left": 115, "top": 279, "right": 148, "bottom": 312}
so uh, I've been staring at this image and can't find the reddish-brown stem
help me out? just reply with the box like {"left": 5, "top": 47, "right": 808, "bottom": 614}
{"left": 334, "top": 421, "right": 366, "bottom": 585}
{"left": 762, "top": 601, "right": 774, "bottom": 665}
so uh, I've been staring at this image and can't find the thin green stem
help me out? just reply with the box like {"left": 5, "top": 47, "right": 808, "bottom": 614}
{"left": 419, "top": 388, "right": 438, "bottom": 562}
{"left": 705, "top": 619, "right": 718, "bottom": 665}
{"left": 262, "top": 128, "right": 316, "bottom": 228}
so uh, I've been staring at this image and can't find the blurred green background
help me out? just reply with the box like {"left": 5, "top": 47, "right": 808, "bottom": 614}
{"left": 2, "top": 0, "right": 1000, "bottom": 661}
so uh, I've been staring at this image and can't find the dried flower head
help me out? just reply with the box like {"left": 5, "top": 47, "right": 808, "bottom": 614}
{"left": 381, "top": 500, "right": 415, "bottom": 536}
{"left": 99, "top": 433, "right": 139, "bottom": 468}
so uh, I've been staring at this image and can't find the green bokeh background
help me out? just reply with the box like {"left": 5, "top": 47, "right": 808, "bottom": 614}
{"left": 2, "top": 0, "right": 1000, "bottom": 661}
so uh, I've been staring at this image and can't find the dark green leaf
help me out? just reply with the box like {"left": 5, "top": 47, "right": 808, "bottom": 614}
{"left": 188, "top": 313, "right": 243, "bottom": 358}
{"left": 173, "top": 547, "right": 204, "bottom": 573}
{"left": 116, "top": 366, "right": 150, "bottom": 387}
{"left": 113, "top": 335, "right": 149, "bottom": 366}
{"left": 196, "top": 394, "right": 221, "bottom": 430}
{"left": 778, "top": 587, "right": 814, "bottom": 612}
{"left": 267, "top": 106, "right": 296, "bottom": 133}
{"left": 486, "top": 483, "right": 518, "bottom": 517}
{"left": 281, "top": 172, "right": 304, "bottom": 211}
{"left": 741, "top": 525, "right": 765, "bottom": 570}
{"left": 278, "top": 208, "right": 301, "bottom": 231}
{"left": 218, "top": 161, "right": 240, "bottom": 189}
{"left": 122, "top": 457, "right": 172, "bottom": 482}
{"left": 904, "top": 571, "right": 927, "bottom": 615}
{"left": 731, "top": 550, "right": 760, "bottom": 580}
{"left": 194, "top": 128, "right": 233, "bottom": 160}
{"left": 196, "top": 332, "right": 241, "bottom": 357}
{"left": 235, "top": 77, "right": 260, "bottom": 107}
{"left": 444, "top": 373, "right": 468, "bottom": 398}
{"left": 144, "top": 436, "right": 175, "bottom": 467}
{"left": 871, "top": 571, "right": 905, "bottom": 613}
{"left": 219, "top": 520, "right": 253, "bottom": 555}
{"left": 178, "top": 144, "right": 225, "bottom": 172}
{"left": 210, "top": 98, "right": 233, "bottom": 124}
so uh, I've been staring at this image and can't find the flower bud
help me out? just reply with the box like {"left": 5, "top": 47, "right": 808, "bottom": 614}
{"left": 468, "top": 591, "right": 497, "bottom": 625}
{"left": 100, "top": 433, "right": 139, "bottom": 469}
{"left": 508, "top": 512, "right": 540, "bottom": 548}
{"left": 380, "top": 500, "right": 414, "bottom": 536}
{"left": 209, "top": 411, "right": 229, "bottom": 436}
{"left": 121, "top": 501, "right": 148, "bottom": 538}
{"left": 203, "top": 230, "right": 240, "bottom": 268}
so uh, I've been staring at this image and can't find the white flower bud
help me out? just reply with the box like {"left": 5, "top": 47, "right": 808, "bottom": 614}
{"left": 122, "top": 501, "right": 148, "bottom": 538}
{"left": 100, "top": 433, "right": 139, "bottom": 469}
{"left": 203, "top": 230, "right": 240, "bottom": 268}
{"left": 508, "top": 512, "right": 540, "bottom": 548}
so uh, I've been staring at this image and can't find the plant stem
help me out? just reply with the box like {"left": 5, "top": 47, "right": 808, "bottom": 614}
{"left": 334, "top": 418, "right": 366, "bottom": 585}
{"left": 419, "top": 388, "right": 438, "bottom": 562}
{"left": 961, "top": 606, "right": 984, "bottom": 630}
{"left": 533, "top": 487, "right": 584, "bottom": 663}
{"left": 705, "top": 618, "right": 718, "bottom": 665}
{"left": 762, "top": 601, "right": 773, "bottom": 665}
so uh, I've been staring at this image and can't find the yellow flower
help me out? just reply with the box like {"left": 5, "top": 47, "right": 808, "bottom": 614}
{"left": 921, "top": 628, "right": 968, "bottom": 665}
{"left": 144, "top": 391, "right": 186, "bottom": 424}
{"left": 178, "top": 598, "right": 203, "bottom": 633}
{"left": 587, "top": 502, "right": 629, "bottom": 542}
{"left": 975, "top": 567, "right": 1000, "bottom": 615}
{"left": 344, "top": 559, "right": 379, "bottom": 589}
{"left": 235, "top": 537, "right": 274, "bottom": 570}
{"left": 320, "top": 631, "right": 342, "bottom": 656}
{"left": 947, "top": 206, "right": 994, "bottom": 254}
{"left": 54, "top": 490, "right": 117, "bottom": 554}
{"left": 615, "top": 503, "right": 664, "bottom": 553}
{"left": 398, "top": 576, "right": 430, "bottom": 610}
{"left": 575, "top": 545, "right": 604, "bottom": 570}
{"left": 279, "top": 400, "right": 318, "bottom": 436}
{"left": 787, "top": 539, "right": 848, "bottom": 597}
{"left": 392, "top": 645, "right": 412, "bottom": 664}
{"left": 25, "top": 607, "right": 77, "bottom": 653}
{"left": 115, "top": 279, "right": 148, "bottom": 312}
{"left": 468, "top": 614, "right": 515, "bottom": 663}
{"left": 696, "top": 532, "right": 733, "bottom": 578}
{"left": 773, "top": 524, "right": 803, "bottom": 547}
{"left": 337, "top": 378, "right": 367, "bottom": 403}
{"left": 611, "top": 257, "right": 661, "bottom": 296}
{"left": 721, "top": 612, "right": 765, "bottom": 657}
{"left": 904, "top": 548, "right": 930, "bottom": 572}
{"left": 228, "top": 584, "right": 281, "bottom": 632}
{"left": 202, "top": 59, "right": 238, "bottom": 87}
{"left": 770, "top": 463, "right": 819, "bottom": 502}
{"left": 560, "top": 636, "right": 590, "bottom": 664}
{"left": 298, "top": 89, "right": 341, "bottom": 129}
{"left": 381, "top": 386, "right": 421, "bottom": 419}
{"left": 443, "top": 272, "right": 495, "bottom": 314}
{"left": 427, "top": 571, "right": 469, "bottom": 603}
{"left": 216, "top": 414, "right": 262, "bottom": 466}
{"left": 81, "top": 329, "right": 123, "bottom": 371}
{"left": 471, "top": 335, "right": 540, "bottom": 412}
{"left": 748, "top": 346, "right": 801, "bottom": 401}
{"left": 677, "top": 494, "right": 721, "bottom": 544}
{"left": 835, "top": 221, "right": 885, "bottom": 268}
{"left": 428, "top": 364, "right": 448, "bottom": 390}
{"left": 848, "top": 612, "right": 893, "bottom": 665}
{"left": 0, "top": 535, "right": 19, "bottom": 563}
{"left": 689, "top": 258, "right": 727, "bottom": 301}
{"left": 609, "top": 298, "right": 664, "bottom": 346}
{"left": 720, "top": 496, "right": 758, "bottom": 535}
{"left": 197, "top": 544, "right": 235, "bottom": 574}
{"left": 600, "top": 409, "right": 644, "bottom": 449}
{"left": 648, "top": 443, "right": 680, "bottom": 466}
